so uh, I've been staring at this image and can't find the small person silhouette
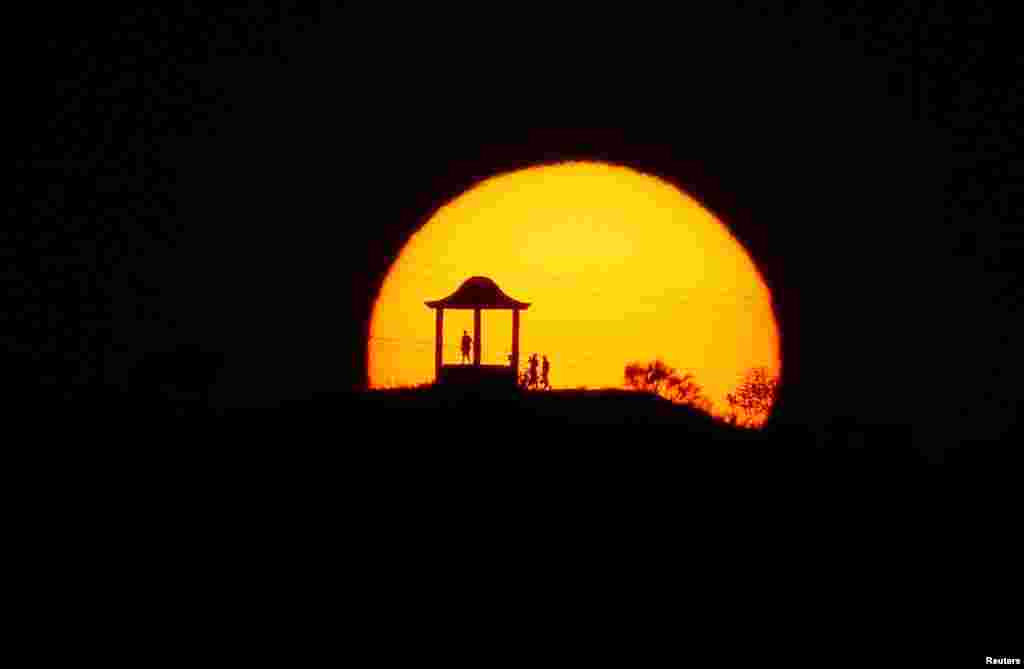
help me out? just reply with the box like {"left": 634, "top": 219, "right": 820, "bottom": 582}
{"left": 461, "top": 331, "right": 472, "bottom": 364}
{"left": 541, "top": 355, "right": 551, "bottom": 390}
{"left": 528, "top": 353, "right": 539, "bottom": 389}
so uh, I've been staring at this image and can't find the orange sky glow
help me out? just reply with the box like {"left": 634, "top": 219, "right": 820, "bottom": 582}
{"left": 368, "top": 161, "right": 781, "bottom": 421}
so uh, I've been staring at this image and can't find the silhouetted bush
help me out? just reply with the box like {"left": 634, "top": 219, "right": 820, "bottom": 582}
{"left": 726, "top": 367, "right": 779, "bottom": 427}
{"left": 624, "top": 360, "right": 713, "bottom": 413}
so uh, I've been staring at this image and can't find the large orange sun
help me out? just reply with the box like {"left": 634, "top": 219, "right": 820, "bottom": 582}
{"left": 368, "top": 161, "right": 781, "bottom": 420}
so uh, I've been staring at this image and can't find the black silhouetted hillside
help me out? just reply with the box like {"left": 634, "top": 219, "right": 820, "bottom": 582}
{"left": 52, "top": 384, "right": 971, "bottom": 470}
{"left": 28, "top": 379, "right": 1019, "bottom": 472}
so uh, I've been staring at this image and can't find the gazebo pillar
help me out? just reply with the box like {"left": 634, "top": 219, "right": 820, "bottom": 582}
{"left": 511, "top": 308, "right": 520, "bottom": 373}
{"left": 473, "top": 307, "right": 481, "bottom": 366}
{"left": 434, "top": 308, "right": 444, "bottom": 379}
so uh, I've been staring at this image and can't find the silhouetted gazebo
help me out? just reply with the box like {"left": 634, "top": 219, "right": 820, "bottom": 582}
{"left": 426, "top": 277, "right": 530, "bottom": 387}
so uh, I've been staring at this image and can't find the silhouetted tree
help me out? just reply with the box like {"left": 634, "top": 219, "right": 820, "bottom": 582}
{"left": 726, "top": 367, "right": 779, "bottom": 427}
{"left": 624, "top": 361, "right": 650, "bottom": 391}
{"left": 624, "top": 360, "right": 713, "bottom": 413}
{"left": 665, "top": 371, "right": 714, "bottom": 413}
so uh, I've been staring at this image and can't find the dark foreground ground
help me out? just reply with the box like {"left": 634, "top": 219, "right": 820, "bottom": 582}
{"left": 14, "top": 386, "right": 1018, "bottom": 663}
{"left": 27, "top": 385, "right": 1015, "bottom": 470}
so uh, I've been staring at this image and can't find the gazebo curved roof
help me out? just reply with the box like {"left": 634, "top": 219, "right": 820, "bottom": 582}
{"left": 426, "top": 276, "right": 530, "bottom": 310}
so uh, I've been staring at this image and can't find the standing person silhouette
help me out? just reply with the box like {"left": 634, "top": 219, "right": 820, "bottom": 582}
{"left": 541, "top": 355, "right": 551, "bottom": 390}
{"left": 528, "top": 354, "right": 539, "bottom": 389}
{"left": 460, "top": 330, "right": 472, "bottom": 364}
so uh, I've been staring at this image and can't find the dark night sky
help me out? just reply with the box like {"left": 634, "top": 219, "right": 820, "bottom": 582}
{"left": 11, "top": 4, "right": 1020, "bottom": 440}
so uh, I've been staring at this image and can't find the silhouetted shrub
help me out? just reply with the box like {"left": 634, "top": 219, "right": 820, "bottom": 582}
{"left": 726, "top": 367, "right": 779, "bottom": 427}
{"left": 624, "top": 359, "right": 713, "bottom": 413}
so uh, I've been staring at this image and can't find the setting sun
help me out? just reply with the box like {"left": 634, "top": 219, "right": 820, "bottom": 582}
{"left": 368, "top": 161, "right": 781, "bottom": 421}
